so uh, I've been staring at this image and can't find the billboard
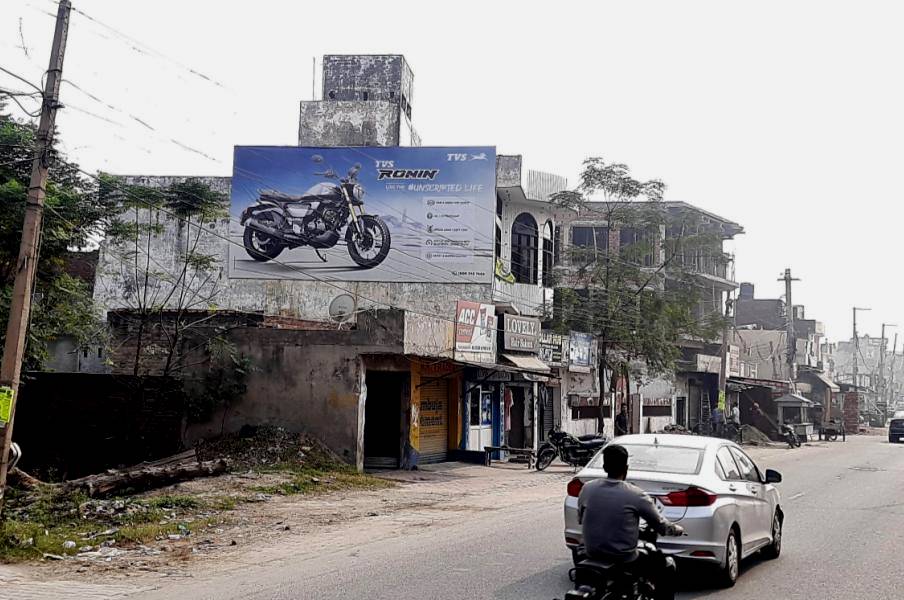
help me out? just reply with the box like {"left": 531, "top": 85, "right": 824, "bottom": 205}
{"left": 454, "top": 300, "right": 497, "bottom": 364}
{"left": 228, "top": 146, "right": 497, "bottom": 282}
{"left": 569, "top": 332, "right": 593, "bottom": 373}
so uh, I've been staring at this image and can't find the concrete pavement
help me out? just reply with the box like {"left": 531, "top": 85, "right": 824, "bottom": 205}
{"left": 3, "top": 435, "right": 902, "bottom": 599}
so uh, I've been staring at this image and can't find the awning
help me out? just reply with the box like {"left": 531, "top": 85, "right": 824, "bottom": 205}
{"left": 452, "top": 357, "right": 556, "bottom": 379}
{"left": 773, "top": 393, "right": 815, "bottom": 407}
{"left": 500, "top": 353, "right": 551, "bottom": 373}
{"left": 812, "top": 372, "right": 841, "bottom": 392}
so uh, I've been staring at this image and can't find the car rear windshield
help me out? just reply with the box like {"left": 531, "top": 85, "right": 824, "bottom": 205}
{"left": 891, "top": 419, "right": 904, "bottom": 428}
{"left": 589, "top": 444, "right": 704, "bottom": 475}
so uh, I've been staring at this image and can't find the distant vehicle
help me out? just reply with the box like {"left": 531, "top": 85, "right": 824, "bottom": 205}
{"left": 564, "top": 434, "right": 784, "bottom": 587}
{"left": 889, "top": 419, "right": 904, "bottom": 443}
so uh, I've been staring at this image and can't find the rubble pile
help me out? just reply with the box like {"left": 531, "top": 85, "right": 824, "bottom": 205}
{"left": 739, "top": 425, "right": 773, "bottom": 445}
{"left": 197, "top": 425, "right": 344, "bottom": 472}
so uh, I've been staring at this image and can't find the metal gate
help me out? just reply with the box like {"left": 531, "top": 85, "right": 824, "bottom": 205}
{"left": 541, "top": 386, "right": 554, "bottom": 440}
{"left": 418, "top": 379, "right": 449, "bottom": 463}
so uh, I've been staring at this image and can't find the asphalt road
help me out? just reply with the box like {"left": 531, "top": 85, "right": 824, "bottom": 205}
{"left": 131, "top": 435, "right": 903, "bottom": 600}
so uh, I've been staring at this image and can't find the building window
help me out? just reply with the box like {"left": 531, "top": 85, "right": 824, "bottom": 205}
{"left": 619, "top": 227, "right": 654, "bottom": 266}
{"left": 571, "top": 405, "right": 611, "bottom": 420}
{"left": 571, "top": 226, "right": 609, "bottom": 254}
{"left": 511, "top": 213, "right": 539, "bottom": 284}
{"left": 572, "top": 405, "right": 600, "bottom": 420}
{"left": 642, "top": 405, "right": 672, "bottom": 417}
{"left": 542, "top": 221, "right": 554, "bottom": 287}
{"left": 495, "top": 222, "right": 502, "bottom": 260}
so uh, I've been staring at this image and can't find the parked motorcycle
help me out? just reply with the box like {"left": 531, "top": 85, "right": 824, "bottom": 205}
{"left": 240, "top": 155, "right": 392, "bottom": 268}
{"left": 781, "top": 424, "right": 801, "bottom": 448}
{"left": 558, "top": 523, "right": 677, "bottom": 600}
{"left": 536, "top": 428, "right": 606, "bottom": 471}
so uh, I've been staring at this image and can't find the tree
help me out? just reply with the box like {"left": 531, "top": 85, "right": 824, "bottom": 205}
{"left": 0, "top": 107, "right": 109, "bottom": 369}
{"left": 99, "top": 175, "right": 228, "bottom": 377}
{"left": 551, "top": 158, "right": 725, "bottom": 431}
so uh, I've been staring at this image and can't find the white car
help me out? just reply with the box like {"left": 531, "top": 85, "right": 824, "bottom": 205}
{"left": 563, "top": 434, "right": 783, "bottom": 587}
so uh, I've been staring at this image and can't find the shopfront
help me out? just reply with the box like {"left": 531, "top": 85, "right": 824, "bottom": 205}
{"left": 539, "top": 331, "right": 568, "bottom": 437}
{"left": 499, "top": 314, "right": 549, "bottom": 451}
{"left": 463, "top": 368, "right": 507, "bottom": 452}
{"left": 562, "top": 331, "right": 603, "bottom": 437}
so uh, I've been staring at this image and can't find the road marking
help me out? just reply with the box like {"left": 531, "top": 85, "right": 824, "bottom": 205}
{"left": 789, "top": 492, "right": 806, "bottom": 501}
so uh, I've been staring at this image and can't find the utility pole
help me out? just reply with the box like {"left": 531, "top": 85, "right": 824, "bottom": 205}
{"left": 0, "top": 0, "right": 71, "bottom": 505}
{"left": 879, "top": 324, "right": 897, "bottom": 423}
{"left": 852, "top": 307, "right": 871, "bottom": 414}
{"left": 717, "top": 292, "right": 734, "bottom": 426}
{"left": 778, "top": 269, "right": 800, "bottom": 382}
{"left": 889, "top": 333, "right": 899, "bottom": 416}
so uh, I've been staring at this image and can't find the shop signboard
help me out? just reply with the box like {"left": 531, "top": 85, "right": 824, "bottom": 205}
{"left": 454, "top": 300, "right": 497, "bottom": 363}
{"left": 728, "top": 344, "right": 741, "bottom": 377}
{"left": 539, "top": 331, "right": 568, "bottom": 366}
{"left": 502, "top": 314, "right": 540, "bottom": 352}
{"left": 475, "top": 368, "right": 511, "bottom": 382}
{"left": 229, "top": 146, "right": 496, "bottom": 282}
{"left": 569, "top": 332, "right": 593, "bottom": 373}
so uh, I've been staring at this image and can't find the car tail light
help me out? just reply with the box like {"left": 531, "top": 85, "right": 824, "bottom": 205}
{"left": 691, "top": 550, "right": 715, "bottom": 558}
{"left": 659, "top": 486, "right": 717, "bottom": 507}
{"left": 567, "top": 478, "right": 584, "bottom": 497}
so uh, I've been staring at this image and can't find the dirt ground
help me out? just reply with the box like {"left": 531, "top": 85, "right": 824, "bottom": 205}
{"left": 0, "top": 461, "right": 573, "bottom": 590}
{"left": 0, "top": 442, "right": 815, "bottom": 598}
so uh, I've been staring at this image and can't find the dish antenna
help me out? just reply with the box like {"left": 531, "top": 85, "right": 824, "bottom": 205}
{"left": 329, "top": 293, "right": 357, "bottom": 323}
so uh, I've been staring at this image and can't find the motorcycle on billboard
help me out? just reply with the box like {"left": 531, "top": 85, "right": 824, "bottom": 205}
{"left": 240, "top": 155, "right": 391, "bottom": 268}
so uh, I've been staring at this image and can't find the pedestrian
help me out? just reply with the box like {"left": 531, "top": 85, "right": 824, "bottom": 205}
{"left": 730, "top": 401, "right": 740, "bottom": 426}
{"left": 712, "top": 405, "right": 724, "bottom": 437}
{"left": 615, "top": 403, "right": 629, "bottom": 437}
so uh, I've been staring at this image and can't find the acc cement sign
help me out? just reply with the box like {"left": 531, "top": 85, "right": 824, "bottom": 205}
{"left": 454, "top": 300, "right": 497, "bottom": 364}
{"left": 229, "top": 146, "right": 496, "bottom": 283}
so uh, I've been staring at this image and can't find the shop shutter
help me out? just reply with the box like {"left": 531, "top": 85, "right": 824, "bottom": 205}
{"left": 418, "top": 378, "right": 449, "bottom": 463}
{"left": 542, "top": 391, "right": 554, "bottom": 440}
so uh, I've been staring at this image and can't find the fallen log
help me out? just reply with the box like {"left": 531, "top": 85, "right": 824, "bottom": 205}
{"left": 63, "top": 458, "right": 229, "bottom": 498}
{"left": 8, "top": 467, "right": 45, "bottom": 491}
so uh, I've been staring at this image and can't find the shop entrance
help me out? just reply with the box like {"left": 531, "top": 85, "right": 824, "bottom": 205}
{"left": 508, "top": 386, "right": 530, "bottom": 449}
{"left": 363, "top": 371, "right": 406, "bottom": 469}
{"left": 468, "top": 387, "right": 494, "bottom": 451}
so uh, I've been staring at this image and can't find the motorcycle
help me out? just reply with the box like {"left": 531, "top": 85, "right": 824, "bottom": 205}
{"left": 240, "top": 155, "right": 391, "bottom": 269}
{"left": 781, "top": 424, "right": 801, "bottom": 448}
{"left": 559, "top": 523, "right": 678, "bottom": 600}
{"left": 536, "top": 428, "right": 607, "bottom": 471}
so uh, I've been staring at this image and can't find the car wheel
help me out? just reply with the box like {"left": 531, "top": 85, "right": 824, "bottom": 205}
{"left": 719, "top": 529, "right": 740, "bottom": 587}
{"left": 762, "top": 512, "right": 782, "bottom": 559}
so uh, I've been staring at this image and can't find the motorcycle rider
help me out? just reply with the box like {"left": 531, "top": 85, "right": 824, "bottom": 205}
{"left": 577, "top": 445, "right": 684, "bottom": 600}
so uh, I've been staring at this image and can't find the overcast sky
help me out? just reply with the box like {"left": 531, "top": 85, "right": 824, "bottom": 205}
{"left": 2, "top": 0, "right": 902, "bottom": 342}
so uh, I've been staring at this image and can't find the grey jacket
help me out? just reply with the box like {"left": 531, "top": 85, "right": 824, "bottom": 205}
{"left": 578, "top": 478, "right": 673, "bottom": 561}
